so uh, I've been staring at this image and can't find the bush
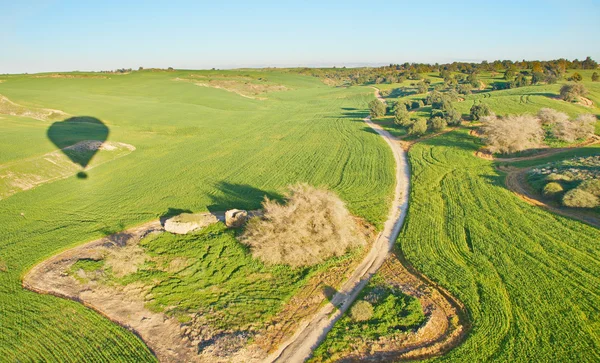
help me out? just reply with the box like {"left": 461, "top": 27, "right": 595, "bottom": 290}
{"left": 559, "top": 83, "right": 587, "bottom": 102}
{"left": 543, "top": 182, "right": 564, "bottom": 198}
{"left": 569, "top": 72, "right": 583, "bottom": 82}
{"left": 553, "top": 114, "right": 595, "bottom": 142}
{"left": 445, "top": 108, "right": 462, "bottom": 126}
{"left": 562, "top": 188, "right": 600, "bottom": 208}
{"left": 537, "top": 108, "right": 568, "bottom": 125}
{"left": 368, "top": 99, "right": 386, "bottom": 118}
{"left": 240, "top": 184, "right": 364, "bottom": 267}
{"left": 457, "top": 83, "right": 471, "bottom": 95}
{"left": 393, "top": 99, "right": 410, "bottom": 112}
{"left": 408, "top": 118, "right": 428, "bottom": 136}
{"left": 430, "top": 116, "right": 447, "bottom": 131}
{"left": 394, "top": 108, "right": 411, "bottom": 126}
{"left": 480, "top": 114, "right": 544, "bottom": 154}
{"left": 350, "top": 300, "right": 374, "bottom": 322}
{"left": 579, "top": 179, "right": 600, "bottom": 197}
{"left": 593, "top": 72, "right": 599, "bottom": 82}
{"left": 411, "top": 100, "right": 424, "bottom": 109}
{"left": 470, "top": 103, "right": 492, "bottom": 121}
{"left": 417, "top": 82, "right": 428, "bottom": 94}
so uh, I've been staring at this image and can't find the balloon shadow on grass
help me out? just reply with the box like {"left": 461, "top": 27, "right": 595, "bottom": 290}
{"left": 47, "top": 116, "right": 109, "bottom": 179}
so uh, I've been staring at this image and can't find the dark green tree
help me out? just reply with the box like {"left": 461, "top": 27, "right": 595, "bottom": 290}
{"left": 470, "top": 103, "right": 492, "bottom": 121}
{"left": 368, "top": 99, "right": 387, "bottom": 118}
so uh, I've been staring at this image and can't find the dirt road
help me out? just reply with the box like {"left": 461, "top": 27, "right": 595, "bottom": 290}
{"left": 266, "top": 89, "right": 410, "bottom": 363}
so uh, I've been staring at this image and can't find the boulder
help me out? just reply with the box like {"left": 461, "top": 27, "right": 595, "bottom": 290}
{"left": 225, "top": 209, "right": 248, "bottom": 228}
{"left": 163, "top": 213, "right": 219, "bottom": 234}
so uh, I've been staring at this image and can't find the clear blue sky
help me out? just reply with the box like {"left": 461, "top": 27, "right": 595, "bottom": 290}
{"left": 1, "top": 0, "right": 599, "bottom": 73}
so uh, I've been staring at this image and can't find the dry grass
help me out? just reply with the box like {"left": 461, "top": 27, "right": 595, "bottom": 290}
{"left": 240, "top": 184, "right": 365, "bottom": 267}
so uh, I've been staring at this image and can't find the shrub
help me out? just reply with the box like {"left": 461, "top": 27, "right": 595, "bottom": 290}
{"left": 411, "top": 100, "right": 424, "bottom": 109}
{"left": 394, "top": 108, "right": 411, "bottom": 126}
{"left": 457, "top": 83, "right": 471, "bottom": 95}
{"left": 546, "top": 173, "right": 572, "bottom": 182}
{"left": 579, "top": 179, "right": 600, "bottom": 197}
{"left": 417, "top": 82, "right": 428, "bottom": 94}
{"left": 537, "top": 108, "right": 568, "bottom": 125}
{"left": 445, "top": 108, "right": 462, "bottom": 126}
{"left": 393, "top": 99, "right": 410, "bottom": 112}
{"left": 470, "top": 103, "right": 492, "bottom": 121}
{"left": 593, "top": 72, "right": 599, "bottom": 82}
{"left": 560, "top": 83, "right": 587, "bottom": 102}
{"left": 368, "top": 99, "right": 386, "bottom": 118}
{"left": 553, "top": 114, "right": 595, "bottom": 142}
{"left": 240, "top": 184, "right": 364, "bottom": 267}
{"left": 350, "top": 300, "right": 374, "bottom": 322}
{"left": 531, "top": 71, "right": 545, "bottom": 84}
{"left": 430, "top": 116, "right": 447, "bottom": 131}
{"left": 480, "top": 114, "right": 544, "bottom": 154}
{"left": 569, "top": 72, "right": 583, "bottom": 82}
{"left": 562, "top": 188, "right": 600, "bottom": 208}
{"left": 408, "top": 118, "right": 428, "bottom": 136}
{"left": 543, "top": 182, "right": 564, "bottom": 198}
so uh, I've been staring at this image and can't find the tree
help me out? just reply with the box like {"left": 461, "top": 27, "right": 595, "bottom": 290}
{"left": 480, "top": 114, "right": 544, "bottom": 154}
{"left": 570, "top": 72, "right": 583, "bottom": 82}
{"left": 504, "top": 69, "right": 515, "bottom": 80}
{"left": 368, "top": 99, "right": 386, "bottom": 118}
{"left": 592, "top": 72, "right": 599, "bottom": 82}
{"left": 511, "top": 74, "right": 530, "bottom": 88}
{"left": 559, "top": 83, "right": 587, "bottom": 101}
{"left": 531, "top": 71, "right": 545, "bottom": 84}
{"left": 430, "top": 116, "right": 447, "bottom": 131}
{"left": 411, "top": 99, "right": 424, "bottom": 109}
{"left": 445, "top": 108, "right": 462, "bottom": 126}
{"left": 394, "top": 108, "right": 411, "bottom": 126}
{"left": 393, "top": 99, "right": 410, "bottom": 112}
{"left": 408, "top": 118, "right": 428, "bottom": 136}
{"left": 537, "top": 108, "right": 568, "bottom": 125}
{"left": 138, "top": 66, "right": 144, "bottom": 71}
{"left": 470, "top": 103, "right": 492, "bottom": 121}
{"left": 457, "top": 83, "right": 472, "bottom": 95}
{"left": 417, "top": 82, "right": 428, "bottom": 94}
{"left": 467, "top": 73, "right": 479, "bottom": 88}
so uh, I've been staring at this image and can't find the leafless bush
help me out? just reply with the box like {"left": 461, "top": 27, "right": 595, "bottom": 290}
{"left": 480, "top": 114, "right": 544, "bottom": 154}
{"left": 537, "top": 108, "right": 568, "bottom": 125}
{"left": 240, "top": 184, "right": 364, "bottom": 267}
{"left": 553, "top": 114, "right": 596, "bottom": 142}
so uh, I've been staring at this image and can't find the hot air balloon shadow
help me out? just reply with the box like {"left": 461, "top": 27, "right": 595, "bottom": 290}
{"left": 46, "top": 116, "right": 109, "bottom": 179}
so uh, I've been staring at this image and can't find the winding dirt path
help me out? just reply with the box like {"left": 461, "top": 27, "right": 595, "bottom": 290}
{"left": 501, "top": 166, "right": 600, "bottom": 229}
{"left": 267, "top": 89, "right": 469, "bottom": 363}
{"left": 266, "top": 88, "right": 411, "bottom": 363}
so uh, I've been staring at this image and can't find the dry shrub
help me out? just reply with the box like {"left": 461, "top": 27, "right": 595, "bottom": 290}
{"left": 350, "top": 300, "right": 374, "bottom": 322}
{"left": 480, "top": 114, "right": 544, "bottom": 154}
{"left": 562, "top": 188, "right": 599, "bottom": 208}
{"left": 240, "top": 184, "right": 364, "bottom": 267}
{"left": 579, "top": 179, "right": 600, "bottom": 197}
{"left": 537, "top": 108, "right": 568, "bottom": 125}
{"left": 553, "top": 114, "right": 596, "bottom": 142}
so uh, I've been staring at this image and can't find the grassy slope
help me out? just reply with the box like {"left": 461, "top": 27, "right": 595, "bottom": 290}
{"left": 0, "top": 71, "right": 395, "bottom": 360}
{"left": 401, "top": 129, "right": 600, "bottom": 362}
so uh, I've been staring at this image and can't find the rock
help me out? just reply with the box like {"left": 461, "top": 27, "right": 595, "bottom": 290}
{"left": 225, "top": 209, "right": 248, "bottom": 228}
{"left": 163, "top": 213, "right": 219, "bottom": 234}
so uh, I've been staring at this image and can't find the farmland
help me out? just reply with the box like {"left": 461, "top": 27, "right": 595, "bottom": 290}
{"left": 1, "top": 63, "right": 600, "bottom": 362}
{"left": 0, "top": 70, "right": 395, "bottom": 361}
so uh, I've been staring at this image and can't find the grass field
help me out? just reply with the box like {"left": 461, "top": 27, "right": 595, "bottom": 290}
{"left": 398, "top": 129, "right": 600, "bottom": 361}
{"left": 0, "top": 70, "right": 395, "bottom": 360}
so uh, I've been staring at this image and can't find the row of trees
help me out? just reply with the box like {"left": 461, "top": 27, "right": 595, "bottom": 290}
{"left": 297, "top": 57, "right": 598, "bottom": 86}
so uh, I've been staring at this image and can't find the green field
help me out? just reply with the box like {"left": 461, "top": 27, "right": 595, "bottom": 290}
{"left": 0, "top": 70, "right": 395, "bottom": 360}
{"left": 399, "top": 129, "right": 600, "bottom": 361}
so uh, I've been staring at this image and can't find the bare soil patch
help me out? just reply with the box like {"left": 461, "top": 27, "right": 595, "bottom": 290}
{"left": 0, "top": 94, "right": 69, "bottom": 121}
{"left": 0, "top": 141, "right": 135, "bottom": 200}
{"left": 23, "top": 216, "right": 376, "bottom": 363}
{"left": 173, "top": 77, "right": 288, "bottom": 100}
{"left": 32, "top": 74, "right": 110, "bottom": 79}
